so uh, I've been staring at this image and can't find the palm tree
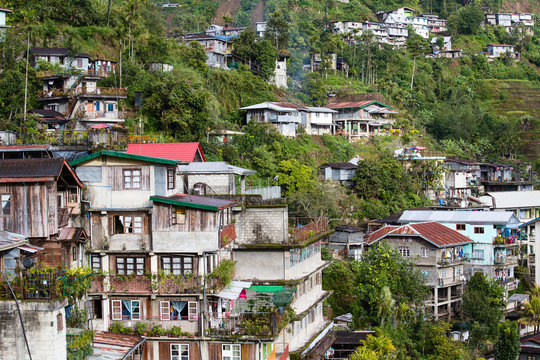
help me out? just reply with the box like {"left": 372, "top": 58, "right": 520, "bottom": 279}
{"left": 364, "top": 334, "right": 396, "bottom": 358}
{"left": 519, "top": 295, "right": 540, "bottom": 333}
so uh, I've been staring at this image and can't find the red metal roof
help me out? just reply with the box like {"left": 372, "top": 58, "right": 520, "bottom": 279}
{"left": 0, "top": 144, "right": 50, "bottom": 151}
{"left": 126, "top": 142, "right": 206, "bottom": 162}
{"left": 269, "top": 102, "right": 304, "bottom": 109}
{"left": 327, "top": 101, "right": 376, "bottom": 109}
{"left": 367, "top": 222, "right": 472, "bottom": 248}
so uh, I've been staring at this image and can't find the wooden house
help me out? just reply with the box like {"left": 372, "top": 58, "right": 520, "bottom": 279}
{"left": 0, "top": 158, "right": 85, "bottom": 267}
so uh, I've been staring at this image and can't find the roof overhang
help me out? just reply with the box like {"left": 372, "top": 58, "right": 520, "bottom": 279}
{"left": 150, "top": 195, "right": 236, "bottom": 212}
{"left": 70, "top": 150, "right": 182, "bottom": 167}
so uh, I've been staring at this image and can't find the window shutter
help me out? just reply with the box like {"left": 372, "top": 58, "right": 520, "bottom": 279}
{"left": 160, "top": 301, "right": 170, "bottom": 321}
{"left": 188, "top": 301, "right": 197, "bottom": 321}
{"left": 112, "top": 300, "right": 122, "bottom": 320}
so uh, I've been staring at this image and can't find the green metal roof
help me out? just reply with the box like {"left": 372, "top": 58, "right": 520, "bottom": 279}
{"left": 69, "top": 150, "right": 181, "bottom": 166}
{"left": 249, "top": 285, "right": 284, "bottom": 293}
{"left": 150, "top": 194, "right": 237, "bottom": 212}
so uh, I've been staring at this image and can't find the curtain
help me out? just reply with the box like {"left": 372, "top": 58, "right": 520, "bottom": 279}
{"left": 122, "top": 300, "right": 132, "bottom": 319}
{"left": 171, "top": 301, "right": 187, "bottom": 320}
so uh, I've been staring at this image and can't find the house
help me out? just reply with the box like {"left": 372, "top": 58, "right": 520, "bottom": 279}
{"left": 420, "top": 14, "right": 448, "bottom": 33}
{"left": 440, "top": 49, "right": 462, "bottom": 58}
{"left": 176, "top": 161, "right": 255, "bottom": 195}
{"left": 29, "top": 109, "right": 69, "bottom": 131}
{"left": 319, "top": 156, "right": 363, "bottom": 184}
{"left": 302, "top": 107, "right": 336, "bottom": 135}
{"left": 367, "top": 222, "right": 472, "bottom": 320}
{"left": 232, "top": 204, "right": 332, "bottom": 354}
{"left": 30, "top": 47, "right": 91, "bottom": 71}
{"left": 36, "top": 65, "right": 127, "bottom": 129}
{"left": 148, "top": 62, "right": 174, "bottom": 72}
{"left": 126, "top": 142, "right": 206, "bottom": 163}
{"left": 487, "top": 44, "right": 517, "bottom": 58}
{"left": 256, "top": 22, "right": 267, "bottom": 37}
{"left": 520, "top": 333, "right": 540, "bottom": 359}
{"left": 0, "top": 158, "right": 85, "bottom": 267}
{"left": 240, "top": 102, "right": 303, "bottom": 137}
{"left": 396, "top": 210, "right": 521, "bottom": 293}
{"left": 444, "top": 158, "right": 481, "bottom": 205}
{"left": 0, "top": 144, "right": 54, "bottom": 159}
{"left": 328, "top": 225, "right": 364, "bottom": 259}
{"left": 88, "top": 58, "right": 118, "bottom": 77}
{"left": 520, "top": 217, "right": 540, "bottom": 283}
{"left": 479, "top": 191, "right": 540, "bottom": 223}
{"left": 183, "top": 33, "right": 235, "bottom": 69}
{"left": 430, "top": 36, "right": 452, "bottom": 53}
{"left": 272, "top": 57, "right": 288, "bottom": 89}
{"left": 328, "top": 100, "right": 397, "bottom": 140}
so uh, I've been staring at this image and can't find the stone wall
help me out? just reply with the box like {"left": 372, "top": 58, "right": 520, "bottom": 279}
{"left": 0, "top": 299, "right": 68, "bottom": 360}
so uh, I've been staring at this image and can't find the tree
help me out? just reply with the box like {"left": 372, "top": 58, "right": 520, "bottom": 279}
{"left": 449, "top": 3, "right": 484, "bottom": 35}
{"left": 303, "top": 72, "right": 328, "bottom": 106}
{"left": 424, "top": 322, "right": 472, "bottom": 360}
{"left": 494, "top": 321, "right": 520, "bottom": 360}
{"left": 264, "top": 11, "right": 289, "bottom": 50}
{"left": 276, "top": 159, "right": 314, "bottom": 197}
{"left": 519, "top": 293, "right": 540, "bottom": 333}
{"left": 462, "top": 273, "right": 505, "bottom": 348}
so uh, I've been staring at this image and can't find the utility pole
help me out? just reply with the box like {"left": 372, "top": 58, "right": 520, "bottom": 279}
{"left": 107, "top": 0, "right": 112, "bottom": 26}
{"left": 23, "top": 33, "right": 29, "bottom": 142}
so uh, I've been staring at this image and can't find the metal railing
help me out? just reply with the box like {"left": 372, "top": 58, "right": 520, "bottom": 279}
{"left": 290, "top": 217, "right": 329, "bottom": 243}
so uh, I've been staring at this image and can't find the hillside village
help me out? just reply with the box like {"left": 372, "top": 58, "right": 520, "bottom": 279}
{"left": 0, "top": 0, "right": 539, "bottom": 360}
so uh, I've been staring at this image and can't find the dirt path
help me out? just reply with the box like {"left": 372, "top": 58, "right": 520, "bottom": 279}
{"left": 251, "top": 0, "right": 265, "bottom": 25}
{"left": 213, "top": 0, "right": 243, "bottom": 24}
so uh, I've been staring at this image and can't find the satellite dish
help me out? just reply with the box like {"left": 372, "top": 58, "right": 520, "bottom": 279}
{"left": 22, "top": 257, "right": 35, "bottom": 269}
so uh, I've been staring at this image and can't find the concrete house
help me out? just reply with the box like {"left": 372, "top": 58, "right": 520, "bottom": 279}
{"left": 328, "top": 100, "right": 397, "bottom": 140}
{"left": 319, "top": 156, "right": 363, "bottom": 185}
{"left": 367, "top": 222, "right": 472, "bottom": 320}
{"left": 397, "top": 210, "right": 521, "bottom": 292}
{"left": 0, "top": 158, "right": 85, "bottom": 267}
{"left": 487, "top": 44, "right": 517, "bottom": 58}
{"left": 480, "top": 191, "right": 540, "bottom": 223}
{"left": 240, "top": 102, "right": 303, "bottom": 137}
{"left": 183, "top": 33, "right": 234, "bottom": 69}
{"left": 30, "top": 47, "right": 91, "bottom": 71}
{"left": 176, "top": 161, "right": 255, "bottom": 195}
{"left": 520, "top": 216, "right": 540, "bottom": 283}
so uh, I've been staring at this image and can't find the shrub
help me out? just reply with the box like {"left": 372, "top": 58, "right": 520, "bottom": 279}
{"left": 148, "top": 324, "right": 165, "bottom": 337}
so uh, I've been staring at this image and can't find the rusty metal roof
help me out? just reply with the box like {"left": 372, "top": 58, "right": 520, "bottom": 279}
{"left": 58, "top": 227, "right": 87, "bottom": 242}
{"left": 0, "top": 231, "right": 27, "bottom": 252}
{"left": 89, "top": 331, "right": 145, "bottom": 360}
{"left": 0, "top": 158, "right": 83, "bottom": 187}
{"left": 368, "top": 222, "right": 472, "bottom": 248}
{"left": 0, "top": 144, "right": 51, "bottom": 152}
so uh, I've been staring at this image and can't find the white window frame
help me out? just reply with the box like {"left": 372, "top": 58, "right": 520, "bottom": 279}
{"left": 398, "top": 246, "right": 410, "bottom": 257}
{"left": 188, "top": 301, "right": 198, "bottom": 321}
{"left": 421, "top": 247, "right": 429, "bottom": 258}
{"left": 90, "top": 254, "right": 101, "bottom": 272}
{"left": 171, "top": 343, "right": 189, "bottom": 360}
{"left": 222, "top": 344, "right": 241, "bottom": 360}
{"left": 111, "top": 299, "right": 140, "bottom": 320}
{"left": 160, "top": 301, "right": 171, "bottom": 321}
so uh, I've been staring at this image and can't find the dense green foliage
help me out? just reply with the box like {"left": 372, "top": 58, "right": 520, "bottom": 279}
{"left": 494, "top": 321, "right": 521, "bottom": 360}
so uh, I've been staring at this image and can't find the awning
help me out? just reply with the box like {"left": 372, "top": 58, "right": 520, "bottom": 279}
{"left": 248, "top": 285, "right": 284, "bottom": 293}
{"left": 216, "top": 281, "right": 252, "bottom": 300}
{"left": 18, "top": 244, "right": 44, "bottom": 253}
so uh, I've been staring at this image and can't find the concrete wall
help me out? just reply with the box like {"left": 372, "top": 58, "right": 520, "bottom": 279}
{"left": 153, "top": 231, "right": 219, "bottom": 253}
{"left": 234, "top": 207, "right": 288, "bottom": 245}
{"left": 0, "top": 300, "right": 68, "bottom": 360}
{"left": 234, "top": 250, "right": 286, "bottom": 280}
{"left": 183, "top": 173, "right": 235, "bottom": 195}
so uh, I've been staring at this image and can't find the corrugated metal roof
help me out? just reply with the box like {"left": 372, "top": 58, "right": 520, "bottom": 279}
{"left": 0, "top": 144, "right": 51, "bottom": 152}
{"left": 399, "top": 210, "right": 521, "bottom": 225}
{"left": 177, "top": 161, "right": 255, "bottom": 175}
{"left": 368, "top": 222, "right": 472, "bottom": 248}
{"left": 0, "top": 158, "right": 83, "bottom": 187}
{"left": 318, "top": 162, "right": 357, "bottom": 170}
{"left": 239, "top": 102, "right": 300, "bottom": 112}
{"left": 480, "top": 191, "right": 540, "bottom": 209}
{"left": 0, "top": 231, "right": 27, "bottom": 252}
{"left": 304, "top": 106, "right": 337, "bottom": 113}
{"left": 126, "top": 142, "right": 206, "bottom": 162}
{"left": 327, "top": 100, "right": 394, "bottom": 110}
{"left": 216, "top": 280, "right": 252, "bottom": 300}
{"left": 89, "top": 331, "right": 145, "bottom": 360}
{"left": 151, "top": 193, "right": 237, "bottom": 211}
{"left": 58, "top": 227, "right": 87, "bottom": 242}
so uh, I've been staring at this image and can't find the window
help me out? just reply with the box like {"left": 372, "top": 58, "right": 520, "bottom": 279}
{"left": 171, "top": 207, "right": 185, "bottom": 226}
{"left": 72, "top": 245, "right": 78, "bottom": 262}
{"left": 222, "top": 344, "right": 241, "bottom": 360}
{"left": 171, "top": 344, "right": 189, "bottom": 360}
{"left": 113, "top": 215, "right": 143, "bottom": 234}
{"left": 456, "top": 224, "right": 466, "bottom": 231}
{"left": 421, "top": 247, "right": 430, "bottom": 258}
{"left": 90, "top": 299, "right": 103, "bottom": 319}
{"left": 398, "top": 246, "right": 410, "bottom": 257}
{"left": 116, "top": 257, "right": 145, "bottom": 275}
{"left": 1, "top": 194, "right": 10, "bottom": 215}
{"left": 107, "top": 103, "right": 114, "bottom": 112}
{"left": 161, "top": 256, "right": 193, "bottom": 275}
{"left": 57, "top": 313, "right": 63, "bottom": 332}
{"left": 421, "top": 270, "right": 429, "bottom": 279}
{"left": 441, "top": 269, "right": 446, "bottom": 278}
{"left": 474, "top": 227, "right": 484, "bottom": 234}
{"left": 473, "top": 249, "right": 484, "bottom": 259}
{"left": 456, "top": 267, "right": 461, "bottom": 275}
{"left": 90, "top": 255, "right": 101, "bottom": 272}
{"left": 167, "top": 169, "right": 176, "bottom": 190}
{"left": 77, "top": 58, "right": 83, "bottom": 67}
{"left": 123, "top": 169, "right": 141, "bottom": 189}
{"left": 161, "top": 301, "right": 197, "bottom": 321}
{"left": 112, "top": 299, "right": 140, "bottom": 320}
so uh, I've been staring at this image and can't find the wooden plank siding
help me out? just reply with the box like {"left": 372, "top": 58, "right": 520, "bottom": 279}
{"left": 107, "top": 165, "right": 151, "bottom": 191}
{"left": 0, "top": 183, "right": 57, "bottom": 239}
{"left": 158, "top": 341, "right": 202, "bottom": 360}
{"left": 152, "top": 202, "right": 219, "bottom": 233}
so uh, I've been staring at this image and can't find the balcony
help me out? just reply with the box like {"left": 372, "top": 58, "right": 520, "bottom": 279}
{"left": 437, "top": 256, "right": 467, "bottom": 266}
{"left": 493, "top": 236, "right": 518, "bottom": 246}
{"left": 36, "top": 69, "right": 116, "bottom": 79}
{"left": 109, "top": 275, "right": 152, "bottom": 293}
{"left": 97, "top": 274, "right": 204, "bottom": 294}
{"left": 83, "top": 110, "right": 125, "bottom": 120}
{"left": 75, "top": 87, "right": 127, "bottom": 97}
{"left": 20, "top": 129, "right": 129, "bottom": 150}
{"left": 494, "top": 255, "right": 517, "bottom": 265}
{"left": 207, "top": 309, "right": 288, "bottom": 337}
{"left": 289, "top": 217, "right": 329, "bottom": 244}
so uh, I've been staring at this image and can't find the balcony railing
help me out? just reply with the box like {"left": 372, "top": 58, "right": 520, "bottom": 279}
{"left": 207, "top": 309, "right": 285, "bottom": 337}
{"left": 37, "top": 87, "right": 127, "bottom": 98}
{"left": 19, "top": 129, "right": 129, "bottom": 149}
{"left": 98, "top": 274, "right": 204, "bottom": 294}
{"left": 36, "top": 69, "right": 117, "bottom": 79}
{"left": 290, "top": 217, "right": 329, "bottom": 243}
{"left": 84, "top": 110, "right": 125, "bottom": 119}
{"left": 437, "top": 256, "right": 467, "bottom": 266}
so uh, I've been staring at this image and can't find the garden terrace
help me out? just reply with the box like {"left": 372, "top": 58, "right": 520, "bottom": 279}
{"left": 289, "top": 218, "right": 330, "bottom": 244}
